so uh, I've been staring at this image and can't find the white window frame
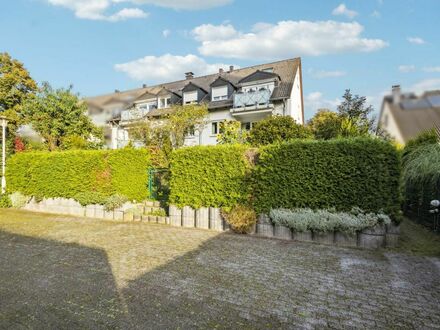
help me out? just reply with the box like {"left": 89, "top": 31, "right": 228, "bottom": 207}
{"left": 211, "top": 86, "right": 228, "bottom": 101}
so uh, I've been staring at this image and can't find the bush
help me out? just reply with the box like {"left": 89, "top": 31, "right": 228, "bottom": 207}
{"left": 74, "top": 191, "right": 107, "bottom": 206}
{"left": 270, "top": 208, "right": 391, "bottom": 234}
{"left": 104, "top": 194, "right": 128, "bottom": 211}
{"left": 169, "top": 145, "right": 251, "bottom": 208}
{"left": 9, "top": 192, "right": 30, "bottom": 208}
{"left": 145, "top": 208, "right": 167, "bottom": 217}
{"left": 6, "top": 149, "right": 151, "bottom": 201}
{"left": 253, "top": 138, "right": 401, "bottom": 216}
{"left": 248, "top": 115, "right": 312, "bottom": 146}
{"left": 402, "top": 143, "right": 440, "bottom": 228}
{"left": 221, "top": 205, "right": 257, "bottom": 233}
{"left": 0, "top": 194, "right": 11, "bottom": 208}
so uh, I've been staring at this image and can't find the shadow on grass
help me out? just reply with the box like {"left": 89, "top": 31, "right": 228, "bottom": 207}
{"left": 0, "top": 230, "right": 126, "bottom": 329}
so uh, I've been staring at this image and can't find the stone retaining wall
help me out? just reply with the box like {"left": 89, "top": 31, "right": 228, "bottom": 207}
{"left": 21, "top": 200, "right": 399, "bottom": 249}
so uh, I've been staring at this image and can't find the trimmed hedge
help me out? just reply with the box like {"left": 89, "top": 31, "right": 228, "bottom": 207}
{"left": 6, "top": 149, "right": 151, "bottom": 201}
{"left": 253, "top": 138, "right": 401, "bottom": 215}
{"left": 169, "top": 145, "right": 251, "bottom": 208}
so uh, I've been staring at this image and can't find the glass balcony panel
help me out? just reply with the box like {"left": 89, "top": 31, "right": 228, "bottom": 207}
{"left": 233, "top": 89, "right": 271, "bottom": 108}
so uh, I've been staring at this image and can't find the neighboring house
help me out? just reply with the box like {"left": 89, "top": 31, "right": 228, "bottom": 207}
{"left": 378, "top": 85, "right": 440, "bottom": 144}
{"left": 85, "top": 58, "right": 304, "bottom": 149}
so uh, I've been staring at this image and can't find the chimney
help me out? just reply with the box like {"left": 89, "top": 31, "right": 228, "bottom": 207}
{"left": 392, "top": 85, "right": 401, "bottom": 104}
{"left": 142, "top": 83, "right": 147, "bottom": 88}
{"left": 114, "top": 89, "right": 120, "bottom": 93}
{"left": 229, "top": 65, "right": 234, "bottom": 72}
{"left": 185, "top": 72, "right": 194, "bottom": 80}
{"left": 219, "top": 68, "right": 224, "bottom": 74}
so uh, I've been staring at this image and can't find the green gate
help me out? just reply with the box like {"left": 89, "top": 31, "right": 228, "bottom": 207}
{"left": 148, "top": 167, "right": 169, "bottom": 201}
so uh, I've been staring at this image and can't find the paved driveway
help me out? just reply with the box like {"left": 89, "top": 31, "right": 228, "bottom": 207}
{"left": 0, "top": 210, "right": 439, "bottom": 329}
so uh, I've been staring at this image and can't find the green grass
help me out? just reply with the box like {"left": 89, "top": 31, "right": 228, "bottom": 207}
{"left": 395, "top": 218, "right": 440, "bottom": 256}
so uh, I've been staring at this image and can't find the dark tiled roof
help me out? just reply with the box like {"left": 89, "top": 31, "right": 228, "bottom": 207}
{"left": 210, "top": 76, "right": 237, "bottom": 88}
{"left": 382, "top": 91, "right": 440, "bottom": 142}
{"left": 86, "top": 58, "right": 301, "bottom": 114}
{"left": 238, "top": 70, "right": 280, "bottom": 84}
{"left": 182, "top": 82, "right": 208, "bottom": 94}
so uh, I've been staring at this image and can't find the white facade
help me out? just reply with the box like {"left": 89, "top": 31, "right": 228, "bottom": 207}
{"left": 378, "top": 102, "right": 405, "bottom": 144}
{"left": 108, "top": 62, "right": 304, "bottom": 149}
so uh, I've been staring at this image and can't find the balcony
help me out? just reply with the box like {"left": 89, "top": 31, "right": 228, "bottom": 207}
{"left": 120, "top": 108, "right": 149, "bottom": 122}
{"left": 233, "top": 88, "right": 272, "bottom": 110}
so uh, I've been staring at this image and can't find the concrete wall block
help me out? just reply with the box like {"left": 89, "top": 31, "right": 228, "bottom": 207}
{"left": 95, "top": 207, "right": 105, "bottom": 219}
{"left": 133, "top": 214, "right": 142, "bottom": 222}
{"left": 148, "top": 215, "right": 157, "bottom": 223}
{"left": 293, "top": 231, "right": 313, "bottom": 242}
{"left": 313, "top": 232, "right": 335, "bottom": 245}
{"left": 386, "top": 223, "right": 400, "bottom": 235}
{"left": 195, "top": 207, "right": 210, "bottom": 229}
{"left": 182, "top": 206, "right": 195, "bottom": 228}
{"left": 362, "top": 224, "right": 386, "bottom": 235}
{"left": 258, "top": 214, "right": 271, "bottom": 224}
{"left": 104, "top": 211, "right": 114, "bottom": 220}
{"left": 153, "top": 201, "right": 161, "bottom": 207}
{"left": 257, "top": 223, "right": 274, "bottom": 237}
{"left": 358, "top": 233, "right": 385, "bottom": 249}
{"left": 165, "top": 217, "right": 170, "bottom": 225}
{"left": 144, "top": 200, "right": 154, "bottom": 207}
{"left": 274, "top": 225, "right": 292, "bottom": 240}
{"left": 123, "top": 212, "right": 134, "bottom": 222}
{"left": 385, "top": 233, "right": 399, "bottom": 248}
{"left": 114, "top": 210, "right": 124, "bottom": 221}
{"left": 209, "top": 207, "right": 224, "bottom": 231}
{"left": 335, "top": 232, "right": 358, "bottom": 247}
{"left": 85, "top": 206, "right": 96, "bottom": 218}
{"left": 157, "top": 216, "right": 167, "bottom": 224}
{"left": 169, "top": 205, "right": 182, "bottom": 227}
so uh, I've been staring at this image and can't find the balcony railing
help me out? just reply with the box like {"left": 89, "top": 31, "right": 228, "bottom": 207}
{"left": 233, "top": 89, "right": 272, "bottom": 109}
{"left": 120, "top": 108, "right": 149, "bottom": 122}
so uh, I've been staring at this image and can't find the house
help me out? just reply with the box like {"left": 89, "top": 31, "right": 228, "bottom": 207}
{"left": 378, "top": 85, "right": 440, "bottom": 144}
{"left": 85, "top": 58, "right": 304, "bottom": 149}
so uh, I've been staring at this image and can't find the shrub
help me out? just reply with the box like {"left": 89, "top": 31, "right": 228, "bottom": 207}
{"left": 253, "top": 138, "right": 401, "bottom": 216}
{"left": 248, "top": 115, "right": 312, "bottom": 146}
{"left": 145, "top": 208, "right": 167, "bottom": 217}
{"left": 0, "top": 194, "right": 11, "bottom": 208}
{"left": 74, "top": 191, "right": 107, "bottom": 206}
{"left": 9, "top": 192, "right": 30, "bottom": 208}
{"left": 104, "top": 194, "right": 128, "bottom": 211}
{"left": 270, "top": 208, "right": 391, "bottom": 234}
{"left": 169, "top": 145, "right": 251, "bottom": 208}
{"left": 6, "top": 149, "right": 151, "bottom": 201}
{"left": 222, "top": 205, "right": 257, "bottom": 233}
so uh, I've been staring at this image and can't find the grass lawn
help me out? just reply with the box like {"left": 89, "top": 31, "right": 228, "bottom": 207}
{"left": 0, "top": 209, "right": 439, "bottom": 329}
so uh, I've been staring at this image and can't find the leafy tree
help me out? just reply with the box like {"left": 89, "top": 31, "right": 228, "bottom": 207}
{"left": 23, "top": 82, "right": 103, "bottom": 151}
{"left": 307, "top": 109, "right": 342, "bottom": 140}
{"left": 217, "top": 120, "right": 248, "bottom": 145}
{"left": 166, "top": 104, "right": 208, "bottom": 149}
{"left": 337, "top": 89, "right": 375, "bottom": 135}
{"left": 248, "top": 115, "right": 312, "bottom": 146}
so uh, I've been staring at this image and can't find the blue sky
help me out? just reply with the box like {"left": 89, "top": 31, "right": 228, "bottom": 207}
{"left": 1, "top": 0, "right": 439, "bottom": 119}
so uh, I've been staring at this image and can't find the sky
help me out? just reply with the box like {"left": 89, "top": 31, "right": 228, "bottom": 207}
{"left": 1, "top": 0, "right": 439, "bottom": 119}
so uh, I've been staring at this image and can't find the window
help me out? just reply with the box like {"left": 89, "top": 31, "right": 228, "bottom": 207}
{"left": 211, "top": 122, "right": 219, "bottom": 135}
{"left": 159, "top": 97, "right": 171, "bottom": 109}
{"left": 241, "top": 122, "right": 253, "bottom": 131}
{"left": 184, "top": 91, "right": 198, "bottom": 104}
{"left": 212, "top": 86, "right": 228, "bottom": 101}
{"left": 185, "top": 125, "right": 196, "bottom": 137}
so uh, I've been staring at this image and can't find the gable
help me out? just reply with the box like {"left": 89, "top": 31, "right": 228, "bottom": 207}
{"left": 238, "top": 70, "right": 280, "bottom": 84}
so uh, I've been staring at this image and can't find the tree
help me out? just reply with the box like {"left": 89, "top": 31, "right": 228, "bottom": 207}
{"left": 166, "top": 104, "right": 208, "bottom": 149}
{"left": 217, "top": 120, "right": 248, "bottom": 145}
{"left": 307, "top": 109, "right": 342, "bottom": 140}
{"left": 337, "top": 89, "right": 375, "bottom": 135}
{"left": 23, "top": 82, "right": 103, "bottom": 151}
{"left": 248, "top": 115, "right": 312, "bottom": 146}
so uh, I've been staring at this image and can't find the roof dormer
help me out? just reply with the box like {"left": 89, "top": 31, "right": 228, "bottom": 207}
{"left": 209, "top": 76, "right": 236, "bottom": 102}
{"left": 238, "top": 70, "right": 280, "bottom": 86}
{"left": 182, "top": 82, "right": 208, "bottom": 105}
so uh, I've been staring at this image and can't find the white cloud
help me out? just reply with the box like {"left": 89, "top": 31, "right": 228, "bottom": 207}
{"left": 410, "top": 79, "right": 440, "bottom": 94}
{"left": 423, "top": 66, "right": 440, "bottom": 73}
{"left": 127, "top": 0, "right": 232, "bottom": 10}
{"left": 407, "top": 37, "right": 426, "bottom": 45}
{"left": 398, "top": 65, "right": 416, "bottom": 73}
{"left": 305, "top": 92, "right": 341, "bottom": 112}
{"left": 193, "top": 20, "right": 388, "bottom": 60}
{"left": 47, "top": 0, "right": 148, "bottom": 21}
{"left": 309, "top": 69, "right": 346, "bottom": 79}
{"left": 192, "top": 24, "right": 238, "bottom": 42}
{"left": 332, "top": 4, "right": 358, "bottom": 19}
{"left": 162, "top": 29, "right": 171, "bottom": 38}
{"left": 114, "top": 54, "right": 238, "bottom": 81}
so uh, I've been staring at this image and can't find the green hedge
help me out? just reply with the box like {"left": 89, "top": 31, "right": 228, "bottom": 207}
{"left": 252, "top": 138, "right": 401, "bottom": 215}
{"left": 402, "top": 144, "right": 440, "bottom": 228}
{"left": 6, "top": 149, "right": 151, "bottom": 201}
{"left": 169, "top": 145, "right": 251, "bottom": 208}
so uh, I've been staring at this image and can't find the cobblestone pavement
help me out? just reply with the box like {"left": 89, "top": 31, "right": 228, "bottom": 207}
{"left": 0, "top": 210, "right": 439, "bottom": 329}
